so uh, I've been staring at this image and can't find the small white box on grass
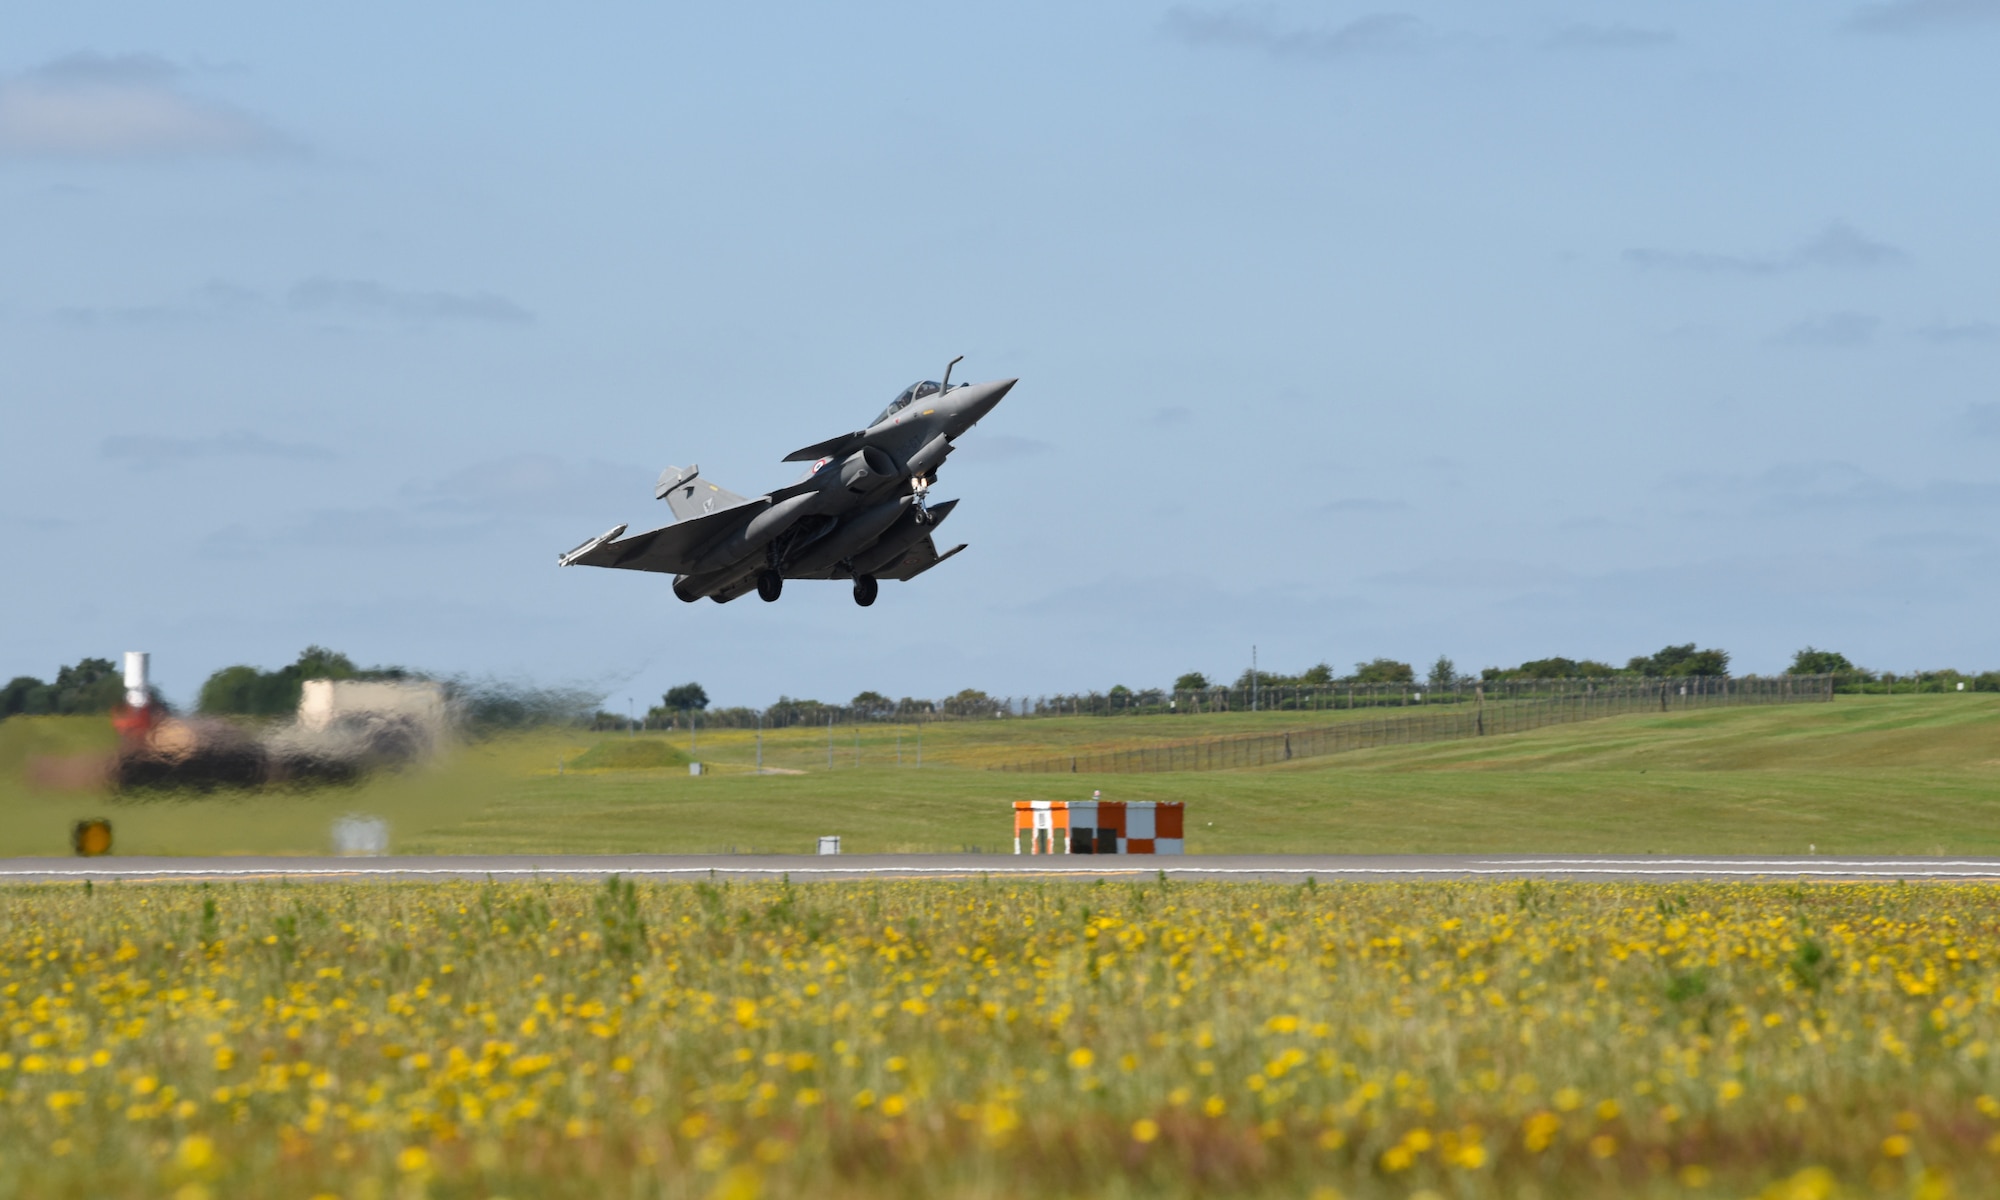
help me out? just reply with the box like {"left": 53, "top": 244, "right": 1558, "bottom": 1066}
{"left": 332, "top": 815, "right": 389, "bottom": 856}
{"left": 818, "top": 836, "right": 841, "bottom": 855}
{"left": 689, "top": 762, "right": 702, "bottom": 776}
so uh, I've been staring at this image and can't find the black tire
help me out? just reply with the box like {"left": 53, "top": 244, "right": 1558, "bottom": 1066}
{"left": 757, "top": 570, "right": 783, "bottom": 602}
{"left": 853, "top": 574, "right": 878, "bottom": 607}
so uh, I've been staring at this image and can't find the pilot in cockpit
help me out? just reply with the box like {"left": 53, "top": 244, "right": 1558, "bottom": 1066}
{"left": 874, "top": 380, "right": 945, "bottom": 425}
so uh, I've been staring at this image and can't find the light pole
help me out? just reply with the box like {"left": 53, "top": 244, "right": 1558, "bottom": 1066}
{"left": 627, "top": 697, "right": 634, "bottom": 736}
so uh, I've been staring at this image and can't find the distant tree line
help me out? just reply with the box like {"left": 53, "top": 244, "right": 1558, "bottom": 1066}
{"left": 2, "top": 644, "right": 594, "bottom": 735}
{"left": 11, "top": 639, "right": 2000, "bottom": 735}
{"left": 613, "top": 684, "right": 995, "bottom": 731}
{"left": 1170, "top": 643, "right": 1733, "bottom": 689}
{"left": 196, "top": 646, "right": 417, "bottom": 717}
{"left": 1475, "top": 643, "right": 1731, "bottom": 681}
{"left": 191, "top": 646, "right": 600, "bottom": 732}
{"left": 508, "top": 638, "right": 2000, "bottom": 738}
{"left": 1174, "top": 644, "right": 1995, "bottom": 693}
{"left": 0, "top": 657, "right": 143, "bottom": 720}
{"left": 1049, "top": 641, "right": 2000, "bottom": 714}
{"left": 1785, "top": 647, "right": 2000, "bottom": 694}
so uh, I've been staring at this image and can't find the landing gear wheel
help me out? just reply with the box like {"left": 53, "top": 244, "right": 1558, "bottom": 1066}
{"left": 756, "top": 570, "right": 783, "bottom": 602}
{"left": 852, "top": 574, "right": 878, "bottom": 607}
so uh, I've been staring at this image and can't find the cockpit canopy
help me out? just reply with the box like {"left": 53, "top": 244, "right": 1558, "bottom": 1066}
{"left": 873, "top": 380, "right": 948, "bottom": 426}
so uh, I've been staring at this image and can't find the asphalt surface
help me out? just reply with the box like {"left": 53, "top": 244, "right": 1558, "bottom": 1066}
{"left": 2, "top": 853, "right": 1998, "bottom": 883}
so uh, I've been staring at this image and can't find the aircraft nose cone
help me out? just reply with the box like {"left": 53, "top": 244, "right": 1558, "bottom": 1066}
{"left": 958, "top": 377, "right": 1016, "bottom": 421}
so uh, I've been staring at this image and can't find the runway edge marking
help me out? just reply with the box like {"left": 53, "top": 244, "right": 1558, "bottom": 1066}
{"left": 6, "top": 865, "right": 2000, "bottom": 881}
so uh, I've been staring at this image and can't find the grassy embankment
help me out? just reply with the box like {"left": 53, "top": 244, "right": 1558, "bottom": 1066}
{"left": 0, "top": 694, "right": 1994, "bottom": 857}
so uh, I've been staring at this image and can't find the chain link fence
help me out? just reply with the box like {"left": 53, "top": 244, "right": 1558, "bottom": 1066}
{"left": 654, "top": 675, "right": 1789, "bottom": 731}
{"left": 989, "top": 675, "right": 1835, "bottom": 775}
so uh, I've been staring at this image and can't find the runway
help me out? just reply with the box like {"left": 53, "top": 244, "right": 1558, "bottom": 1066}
{"left": 2, "top": 853, "right": 1998, "bottom": 884}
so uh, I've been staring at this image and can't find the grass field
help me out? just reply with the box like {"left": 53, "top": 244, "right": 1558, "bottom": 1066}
{"left": 4, "top": 877, "right": 1998, "bottom": 1199}
{"left": 0, "top": 694, "right": 1995, "bottom": 858}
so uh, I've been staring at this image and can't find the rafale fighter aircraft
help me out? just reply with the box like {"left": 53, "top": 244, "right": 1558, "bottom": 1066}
{"left": 558, "top": 359, "right": 1015, "bottom": 606}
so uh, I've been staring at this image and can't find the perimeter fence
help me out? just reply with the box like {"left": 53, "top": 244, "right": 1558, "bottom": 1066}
{"left": 990, "top": 674, "right": 1835, "bottom": 775}
{"left": 652, "top": 674, "right": 1819, "bottom": 731}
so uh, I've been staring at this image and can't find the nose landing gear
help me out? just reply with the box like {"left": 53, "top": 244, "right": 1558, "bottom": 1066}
{"left": 756, "top": 570, "right": 783, "bottom": 602}
{"left": 852, "top": 574, "right": 878, "bottom": 607}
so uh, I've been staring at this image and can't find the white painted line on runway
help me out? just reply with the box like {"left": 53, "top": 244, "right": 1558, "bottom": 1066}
{"left": 5, "top": 864, "right": 2000, "bottom": 881}
{"left": 0, "top": 866, "right": 1026, "bottom": 879}
{"left": 15, "top": 868, "right": 1168, "bottom": 876}
{"left": 1290, "top": 867, "right": 2000, "bottom": 878}
{"left": 1490, "top": 858, "right": 2000, "bottom": 869}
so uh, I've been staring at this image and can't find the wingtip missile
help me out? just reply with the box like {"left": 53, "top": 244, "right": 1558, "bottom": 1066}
{"left": 558, "top": 524, "right": 628, "bottom": 567}
{"left": 560, "top": 363, "right": 1011, "bottom": 603}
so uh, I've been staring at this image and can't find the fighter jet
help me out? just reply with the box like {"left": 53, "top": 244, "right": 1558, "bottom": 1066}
{"left": 558, "top": 359, "right": 1015, "bottom": 606}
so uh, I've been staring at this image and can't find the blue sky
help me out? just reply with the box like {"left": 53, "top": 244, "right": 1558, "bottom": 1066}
{"left": 3, "top": 2, "right": 1995, "bottom": 709}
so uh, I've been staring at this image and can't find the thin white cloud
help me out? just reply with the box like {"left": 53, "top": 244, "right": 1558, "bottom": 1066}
{"left": 198, "top": 508, "right": 499, "bottom": 560}
{"left": 1914, "top": 319, "right": 1999, "bottom": 345}
{"left": 1961, "top": 403, "right": 2000, "bottom": 438}
{"left": 0, "top": 52, "right": 291, "bottom": 159}
{"left": 1771, "top": 311, "right": 1879, "bottom": 348}
{"left": 1322, "top": 497, "right": 1412, "bottom": 514}
{"left": 1162, "top": 7, "right": 1433, "bottom": 60}
{"left": 0, "top": 510, "right": 76, "bottom": 533}
{"left": 1666, "top": 460, "right": 2000, "bottom": 512}
{"left": 1868, "top": 529, "right": 1990, "bottom": 550}
{"left": 1847, "top": 0, "right": 2000, "bottom": 33}
{"left": 52, "top": 281, "right": 260, "bottom": 327}
{"left": 197, "top": 454, "right": 653, "bottom": 563}
{"left": 287, "top": 278, "right": 535, "bottom": 325}
{"left": 1792, "top": 224, "right": 1909, "bottom": 268}
{"left": 45, "top": 278, "right": 532, "bottom": 329}
{"left": 101, "top": 431, "right": 336, "bottom": 468}
{"left": 401, "top": 455, "right": 650, "bottom": 517}
{"left": 1369, "top": 559, "right": 1564, "bottom": 589}
{"left": 1626, "top": 223, "right": 1905, "bottom": 275}
{"left": 1546, "top": 23, "right": 1675, "bottom": 50}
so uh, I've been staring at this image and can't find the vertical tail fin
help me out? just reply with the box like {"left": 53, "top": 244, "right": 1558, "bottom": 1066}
{"left": 656, "top": 465, "right": 752, "bottom": 521}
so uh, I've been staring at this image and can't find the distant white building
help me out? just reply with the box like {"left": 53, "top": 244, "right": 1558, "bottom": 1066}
{"left": 299, "top": 679, "right": 447, "bottom": 732}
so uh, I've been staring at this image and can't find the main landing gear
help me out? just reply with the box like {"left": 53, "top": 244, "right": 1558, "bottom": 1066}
{"left": 852, "top": 574, "right": 878, "bottom": 607}
{"left": 756, "top": 570, "right": 783, "bottom": 602}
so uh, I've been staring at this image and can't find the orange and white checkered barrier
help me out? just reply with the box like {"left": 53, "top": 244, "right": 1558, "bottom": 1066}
{"left": 1013, "top": 800, "right": 1183, "bottom": 855}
